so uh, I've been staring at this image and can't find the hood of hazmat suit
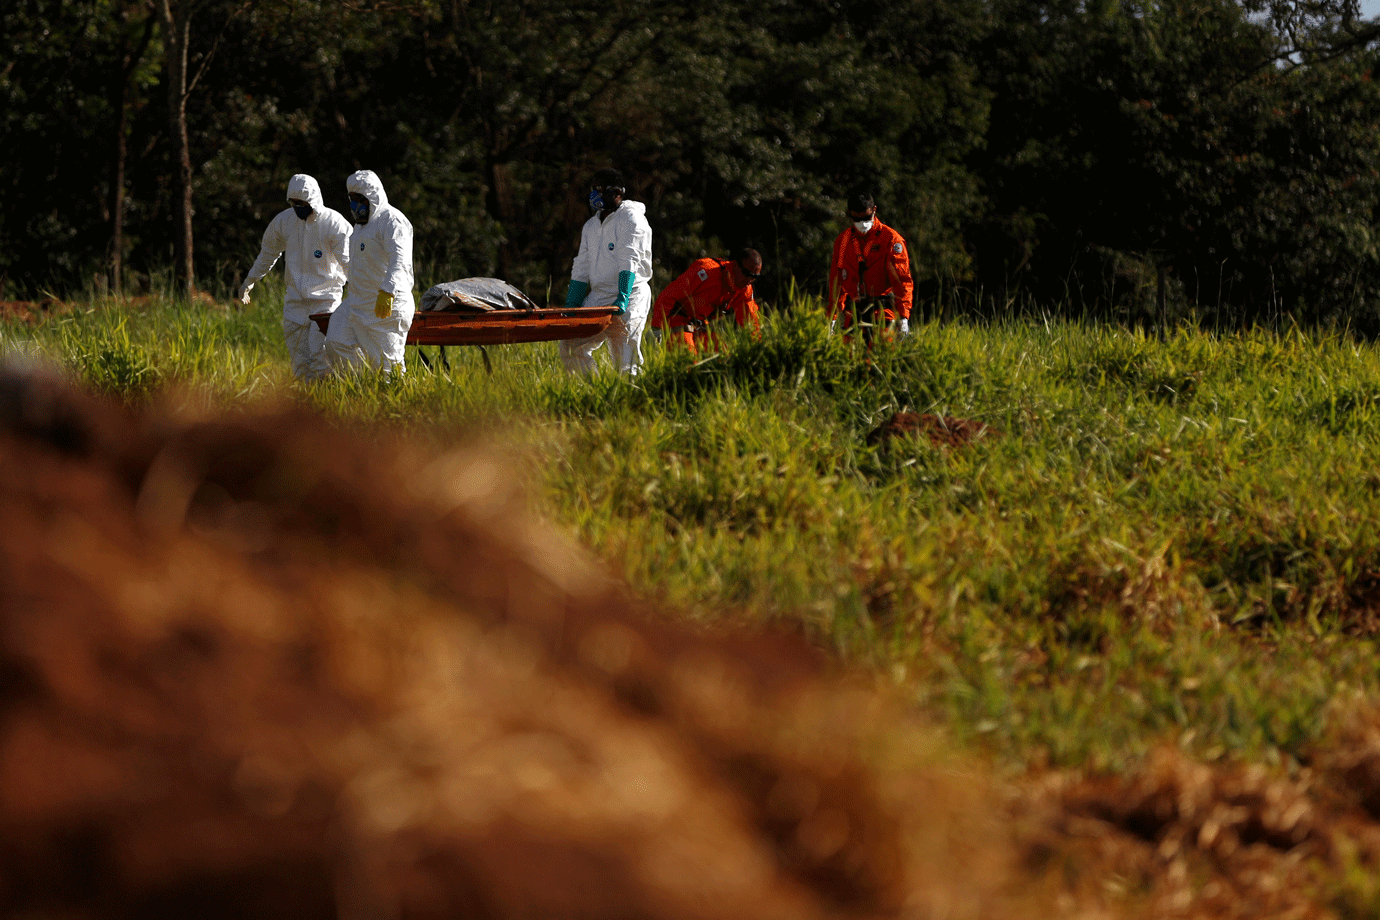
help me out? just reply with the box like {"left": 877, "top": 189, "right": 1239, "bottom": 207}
{"left": 347, "top": 169, "right": 391, "bottom": 222}
{"left": 287, "top": 173, "right": 325, "bottom": 213}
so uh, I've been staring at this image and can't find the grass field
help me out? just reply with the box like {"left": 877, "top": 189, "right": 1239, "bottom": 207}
{"left": 7, "top": 285, "right": 1380, "bottom": 782}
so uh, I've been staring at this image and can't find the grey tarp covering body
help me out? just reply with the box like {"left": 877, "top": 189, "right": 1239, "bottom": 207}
{"left": 421, "top": 278, "right": 540, "bottom": 313}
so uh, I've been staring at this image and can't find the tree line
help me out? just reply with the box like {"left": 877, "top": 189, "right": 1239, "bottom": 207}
{"left": 5, "top": 0, "right": 1380, "bottom": 329}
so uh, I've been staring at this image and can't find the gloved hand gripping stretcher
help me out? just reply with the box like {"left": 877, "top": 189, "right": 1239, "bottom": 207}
{"left": 309, "top": 277, "right": 617, "bottom": 347}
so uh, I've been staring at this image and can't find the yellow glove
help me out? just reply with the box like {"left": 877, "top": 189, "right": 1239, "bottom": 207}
{"left": 374, "top": 290, "right": 394, "bottom": 319}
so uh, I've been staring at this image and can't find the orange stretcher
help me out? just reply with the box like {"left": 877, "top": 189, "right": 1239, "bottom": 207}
{"left": 309, "top": 305, "right": 617, "bottom": 346}
{"left": 309, "top": 305, "right": 618, "bottom": 372}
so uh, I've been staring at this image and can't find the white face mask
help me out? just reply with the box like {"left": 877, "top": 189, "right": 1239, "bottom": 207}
{"left": 853, "top": 219, "right": 874, "bottom": 233}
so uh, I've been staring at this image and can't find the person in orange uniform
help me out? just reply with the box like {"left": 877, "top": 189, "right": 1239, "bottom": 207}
{"left": 651, "top": 248, "right": 763, "bottom": 353}
{"left": 828, "top": 190, "right": 914, "bottom": 341}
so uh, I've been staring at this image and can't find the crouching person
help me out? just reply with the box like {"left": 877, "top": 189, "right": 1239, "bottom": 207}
{"left": 651, "top": 248, "right": 762, "bottom": 354}
{"left": 325, "top": 170, "right": 415, "bottom": 375}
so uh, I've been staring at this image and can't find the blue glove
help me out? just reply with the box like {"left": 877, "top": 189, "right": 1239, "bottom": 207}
{"left": 614, "top": 270, "right": 634, "bottom": 316}
{"left": 564, "top": 280, "right": 590, "bottom": 310}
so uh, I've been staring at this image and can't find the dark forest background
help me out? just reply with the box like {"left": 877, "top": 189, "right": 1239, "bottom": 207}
{"left": 6, "top": 0, "right": 1380, "bottom": 328}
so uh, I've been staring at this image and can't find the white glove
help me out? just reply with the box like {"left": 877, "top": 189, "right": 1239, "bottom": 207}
{"left": 238, "top": 281, "right": 254, "bottom": 305}
{"left": 899, "top": 318, "right": 910, "bottom": 337}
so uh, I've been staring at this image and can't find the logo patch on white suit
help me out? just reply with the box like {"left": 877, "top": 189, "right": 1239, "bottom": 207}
{"left": 892, "top": 243, "right": 904, "bottom": 254}
{"left": 314, "top": 250, "right": 323, "bottom": 258}
{"left": 360, "top": 243, "right": 365, "bottom": 251}
{"left": 697, "top": 269, "right": 708, "bottom": 281}
{"left": 608, "top": 242, "right": 615, "bottom": 250}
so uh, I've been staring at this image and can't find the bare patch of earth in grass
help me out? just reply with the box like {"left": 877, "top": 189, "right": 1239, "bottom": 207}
{"left": 0, "top": 299, "right": 73, "bottom": 323}
{"left": 1, "top": 292, "right": 225, "bottom": 325}
{"left": 1018, "top": 722, "right": 1380, "bottom": 919}
{"left": 1344, "top": 570, "right": 1380, "bottom": 636}
{"left": 867, "top": 411, "right": 1002, "bottom": 449}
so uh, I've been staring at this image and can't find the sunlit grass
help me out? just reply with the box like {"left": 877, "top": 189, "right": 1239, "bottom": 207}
{"left": 6, "top": 292, "right": 1380, "bottom": 775}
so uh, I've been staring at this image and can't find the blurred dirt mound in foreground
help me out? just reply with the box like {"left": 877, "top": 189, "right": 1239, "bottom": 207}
{"left": 0, "top": 360, "right": 1027, "bottom": 919}
{"left": 11, "top": 360, "right": 1380, "bottom": 920}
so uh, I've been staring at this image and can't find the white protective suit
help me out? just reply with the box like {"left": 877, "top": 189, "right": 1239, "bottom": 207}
{"left": 240, "top": 174, "right": 351, "bottom": 380}
{"left": 324, "top": 170, "right": 415, "bottom": 374}
{"left": 559, "top": 200, "right": 654, "bottom": 375}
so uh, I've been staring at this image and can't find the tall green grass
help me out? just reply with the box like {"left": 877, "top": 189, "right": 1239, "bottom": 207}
{"left": 6, "top": 292, "right": 1380, "bottom": 774}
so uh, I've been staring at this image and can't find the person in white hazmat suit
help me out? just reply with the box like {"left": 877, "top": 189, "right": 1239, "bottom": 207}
{"left": 559, "top": 168, "right": 654, "bottom": 375}
{"left": 237, "top": 174, "right": 352, "bottom": 380}
{"left": 324, "top": 169, "right": 415, "bottom": 375}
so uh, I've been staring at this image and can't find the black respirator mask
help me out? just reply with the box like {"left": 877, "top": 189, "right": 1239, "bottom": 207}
{"left": 589, "top": 186, "right": 622, "bottom": 212}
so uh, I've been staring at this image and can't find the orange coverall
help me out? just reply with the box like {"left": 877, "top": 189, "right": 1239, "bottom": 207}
{"left": 651, "top": 258, "right": 761, "bottom": 353}
{"left": 828, "top": 219, "right": 914, "bottom": 329}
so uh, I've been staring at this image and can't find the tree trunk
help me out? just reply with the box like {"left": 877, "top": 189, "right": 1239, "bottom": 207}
{"left": 109, "top": 10, "right": 156, "bottom": 299}
{"left": 156, "top": 0, "right": 195, "bottom": 303}
{"left": 108, "top": 78, "right": 128, "bottom": 298}
{"left": 486, "top": 157, "right": 515, "bottom": 282}
{"left": 1157, "top": 260, "right": 1167, "bottom": 340}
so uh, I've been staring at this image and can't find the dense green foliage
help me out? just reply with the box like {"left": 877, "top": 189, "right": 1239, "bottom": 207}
{"left": 5, "top": 0, "right": 1380, "bottom": 327}
{"left": 977, "top": 0, "right": 1380, "bottom": 327}
{"left": 9, "top": 295, "right": 1380, "bottom": 773}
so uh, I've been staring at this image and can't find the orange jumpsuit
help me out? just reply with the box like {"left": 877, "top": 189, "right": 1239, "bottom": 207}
{"left": 651, "top": 258, "right": 761, "bottom": 353}
{"left": 828, "top": 219, "right": 913, "bottom": 329}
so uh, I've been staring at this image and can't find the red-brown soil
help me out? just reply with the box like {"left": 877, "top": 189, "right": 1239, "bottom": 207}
{"left": 0, "top": 292, "right": 224, "bottom": 324}
{"left": 0, "top": 300, "right": 72, "bottom": 323}
{"left": 1013, "top": 741, "right": 1380, "bottom": 919}
{"left": 5, "top": 361, "right": 1380, "bottom": 919}
{"left": 0, "top": 360, "right": 1027, "bottom": 919}
{"left": 866, "top": 412, "right": 1001, "bottom": 449}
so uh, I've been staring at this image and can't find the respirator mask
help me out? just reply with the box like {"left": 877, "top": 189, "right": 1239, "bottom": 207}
{"left": 589, "top": 186, "right": 621, "bottom": 212}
